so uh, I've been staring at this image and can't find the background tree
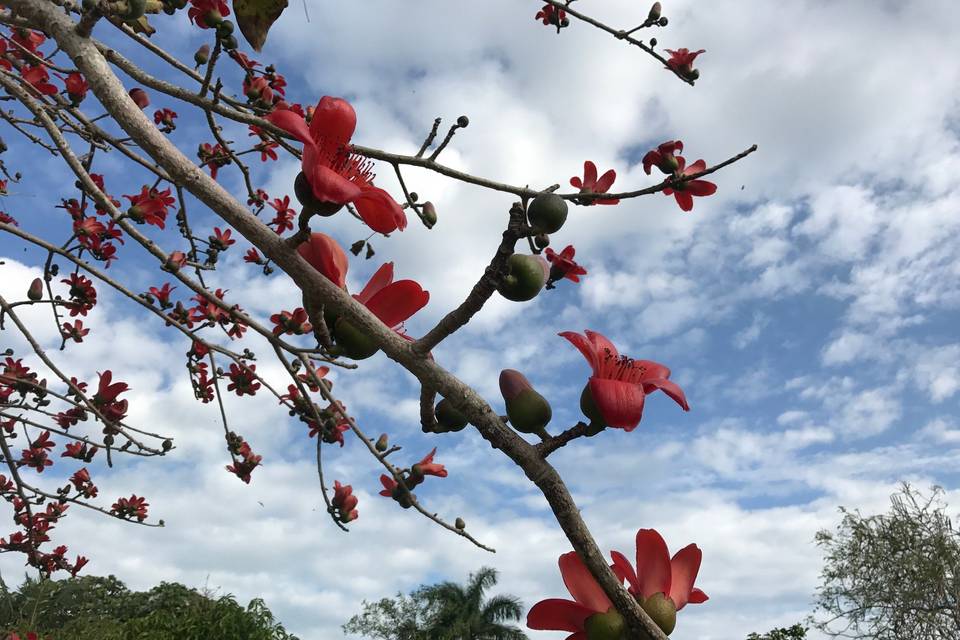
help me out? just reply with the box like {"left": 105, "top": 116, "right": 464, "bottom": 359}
{"left": 0, "top": 574, "right": 298, "bottom": 640}
{"left": 813, "top": 483, "right": 960, "bottom": 640}
{"left": 344, "top": 567, "right": 527, "bottom": 640}
{"left": 745, "top": 623, "right": 807, "bottom": 640}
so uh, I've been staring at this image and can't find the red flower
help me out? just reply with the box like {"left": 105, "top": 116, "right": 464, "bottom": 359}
{"left": 663, "top": 158, "right": 717, "bottom": 212}
{"left": 188, "top": 0, "right": 230, "bottom": 28}
{"left": 353, "top": 263, "right": 430, "bottom": 336}
{"left": 332, "top": 480, "right": 358, "bottom": 523}
{"left": 411, "top": 447, "right": 447, "bottom": 478}
{"left": 61, "top": 320, "right": 90, "bottom": 343}
{"left": 535, "top": 4, "right": 567, "bottom": 31}
{"left": 0, "top": 211, "right": 18, "bottom": 226}
{"left": 570, "top": 161, "right": 620, "bottom": 205}
{"left": 244, "top": 248, "right": 262, "bottom": 264}
{"left": 166, "top": 250, "right": 188, "bottom": 270}
{"left": 269, "top": 196, "right": 295, "bottom": 234}
{"left": 609, "top": 529, "right": 708, "bottom": 634}
{"left": 70, "top": 555, "right": 89, "bottom": 576}
{"left": 267, "top": 97, "right": 407, "bottom": 234}
{"left": 227, "top": 363, "right": 261, "bottom": 396}
{"left": 11, "top": 29, "right": 46, "bottom": 56}
{"left": 93, "top": 370, "right": 129, "bottom": 422}
{"left": 244, "top": 76, "right": 273, "bottom": 104}
{"left": 559, "top": 330, "right": 688, "bottom": 430}
{"left": 153, "top": 108, "right": 178, "bottom": 132}
{"left": 297, "top": 232, "right": 349, "bottom": 288}
{"left": 62, "top": 273, "right": 97, "bottom": 316}
{"left": 149, "top": 282, "right": 176, "bottom": 307}
{"left": 63, "top": 72, "right": 88, "bottom": 102}
{"left": 225, "top": 440, "right": 261, "bottom": 483}
{"left": 545, "top": 245, "right": 587, "bottom": 284}
{"left": 230, "top": 51, "right": 261, "bottom": 71}
{"left": 270, "top": 308, "right": 312, "bottom": 336}
{"left": 665, "top": 48, "right": 705, "bottom": 80}
{"left": 198, "top": 142, "right": 229, "bottom": 179}
{"left": 642, "top": 140, "right": 684, "bottom": 175}
{"left": 21, "top": 66, "right": 58, "bottom": 96}
{"left": 527, "top": 551, "right": 621, "bottom": 637}
{"left": 210, "top": 226, "right": 235, "bottom": 250}
{"left": 111, "top": 494, "right": 149, "bottom": 521}
{"left": 124, "top": 186, "right": 174, "bottom": 228}
{"left": 379, "top": 474, "right": 398, "bottom": 497}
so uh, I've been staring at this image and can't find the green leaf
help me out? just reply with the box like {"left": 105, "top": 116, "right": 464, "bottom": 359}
{"left": 233, "top": 0, "right": 288, "bottom": 51}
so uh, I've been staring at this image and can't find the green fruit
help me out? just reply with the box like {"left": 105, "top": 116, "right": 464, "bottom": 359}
{"left": 295, "top": 172, "right": 342, "bottom": 217}
{"left": 505, "top": 388, "right": 552, "bottom": 434}
{"left": 122, "top": 0, "right": 147, "bottom": 20}
{"left": 217, "top": 19, "right": 234, "bottom": 36}
{"left": 527, "top": 193, "right": 568, "bottom": 234}
{"left": 497, "top": 254, "right": 548, "bottom": 302}
{"left": 584, "top": 609, "right": 627, "bottom": 640}
{"left": 435, "top": 398, "right": 469, "bottom": 432}
{"left": 640, "top": 593, "right": 677, "bottom": 636}
{"left": 333, "top": 318, "right": 380, "bottom": 360}
{"left": 221, "top": 35, "right": 238, "bottom": 51}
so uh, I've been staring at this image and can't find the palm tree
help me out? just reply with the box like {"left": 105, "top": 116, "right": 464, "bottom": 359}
{"left": 418, "top": 567, "right": 528, "bottom": 640}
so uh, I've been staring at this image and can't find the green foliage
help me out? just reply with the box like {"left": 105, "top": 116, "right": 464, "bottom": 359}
{"left": 813, "top": 483, "right": 960, "bottom": 640}
{"left": 746, "top": 623, "right": 808, "bottom": 640}
{"left": 343, "top": 567, "right": 528, "bottom": 640}
{"left": 0, "top": 574, "right": 298, "bottom": 640}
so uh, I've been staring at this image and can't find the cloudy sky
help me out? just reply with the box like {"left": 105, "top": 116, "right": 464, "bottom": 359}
{"left": 2, "top": 1, "right": 960, "bottom": 638}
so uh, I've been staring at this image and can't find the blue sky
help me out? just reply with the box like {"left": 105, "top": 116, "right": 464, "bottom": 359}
{"left": 2, "top": 1, "right": 960, "bottom": 639}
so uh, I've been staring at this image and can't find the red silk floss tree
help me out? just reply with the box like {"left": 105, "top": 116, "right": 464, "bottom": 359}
{"left": 0, "top": 1, "right": 756, "bottom": 638}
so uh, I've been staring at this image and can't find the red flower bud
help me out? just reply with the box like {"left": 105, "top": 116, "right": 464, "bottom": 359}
{"left": 499, "top": 369, "right": 552, "bottom": 434}
{"left": 128, "top": 87, "right": 150, "bottom": 109}
{"left": 27, "top": 277, "right": 43, "bottom": 301}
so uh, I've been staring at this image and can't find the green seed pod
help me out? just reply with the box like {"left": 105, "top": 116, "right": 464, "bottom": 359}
{"left": 527, "top": 193, "right": 568, "bottom": 234}
{"left": 640, "top": 593, "right": 677, "bottom": 636}
{"left": 500, "top": 369, "right": 552, "bottom": 434}
{"left": 221, "top": 34, "right": 239, "bottom": 51}
{"left": 420, "top": 201, "right": 438, "bottom": 229}
{"left": 584, "top": 609, "right": 627, "bottom": 640}
{"left": 375, "top": 434, "right": 389, "bottom": 452}
{"left": 332, "top": 318, "right": 380, "bottom": 360}
{"left": 497, "top": 254, "right": 548, "bottom": 302}
{"left": 435, "top": 398, "right": 469, "bottom": 432}
{"left": 217, "top": 19, "right": 235, "bottom": 36}
{"left": 455, "top": 517, "right": 465, "bottom": 529}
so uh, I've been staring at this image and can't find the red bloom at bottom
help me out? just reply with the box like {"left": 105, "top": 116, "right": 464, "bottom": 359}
{"left": 527, "top": 551, "right": 623, "bottom": 638}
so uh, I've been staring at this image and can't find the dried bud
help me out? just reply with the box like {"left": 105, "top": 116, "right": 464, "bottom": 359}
{"left": 420, "top": 201, "right": 437, "bottom": 229}
{"left": 533, "top": 233, "right": 550, "bottom": 250}
{"left": 647, "top": 2, "right": 662, "bottom": 22}
{"left": 499, "top": 369, "right": 552, "bottom": 434}
{"left": 161, "top": 439, "right": 173, "bottom": 451}
{"left": 128, "top": 87, "right": 150, "bottom": 109}
{"left": 27, "top": 278, "right": 43, "bottom": 301}
{"left": 456, "top": 115, "right": 470, "bottom": 128}
{"left": 455, "top": 517, "right": 465, "bottom": 529}
{"left": 658, "top": 16, "right": 668, "bottom": 27}
{"left": 194, "top": 44, "right": 210, "bottom": 66}
{"left": 375, "top": 434, "right": 389, "bottom": 452}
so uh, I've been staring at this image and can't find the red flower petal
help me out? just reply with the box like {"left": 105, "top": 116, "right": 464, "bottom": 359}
{"left": 266, "top": 109, "right": 313, "bottom": 146}
{"left": 355, "top": 262, "right": 394, "bottom": 305}
{"left": 642, "top": 377, "right": 690, "bottom": 411}
{"left": 559, "top": 331, "right": 599, "bottom": 375}
{"left": 669, "top": 543, "right": 703, "bottom": 610}
{"left": 297, "top": 233, "right": 349, "bottom": 288}
{"left": 364, "top": 280, "right": 429, "bottom": 329}
{"left": 683, "top": 159, "right": 707, "bottom": 176}
{"left": 305, "top": 159, "right": 363, "bottom": 205}
{"left": 686, "top": 179, "right": 718, "bottom": 197}
{"left": 610, "top": 549, "right": 639, "bottom": 593}
{"left": 526, "top": 598, "right": 595, "bottom": 633}
{"left": 309, "top": 96, "right": 357, "bottom": 162}
{"left": 582, "top": 161, "right": 598, "bottom": 189}
{"left": 583, "top": 330, "right": 619, "bottom": 360}
{"left": 594, "top": 169, "right": 617, "bottom": 193}
{"left": 559, "top": 551, "right": 612, "bottom": 613}
{"left": 635, "top": 529, "right": 672, "bottom": 601}
{"left": 353, "top": 185, "right": 407, "bottom": 234}
{"left": 674, "top": 191, "right": 694, "bottom": 212}
{"left": 589, "top": 377, "right": 646, "bottom": 430}
{"left": 687, "top": 587, "right": 709, "bottom": 605}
